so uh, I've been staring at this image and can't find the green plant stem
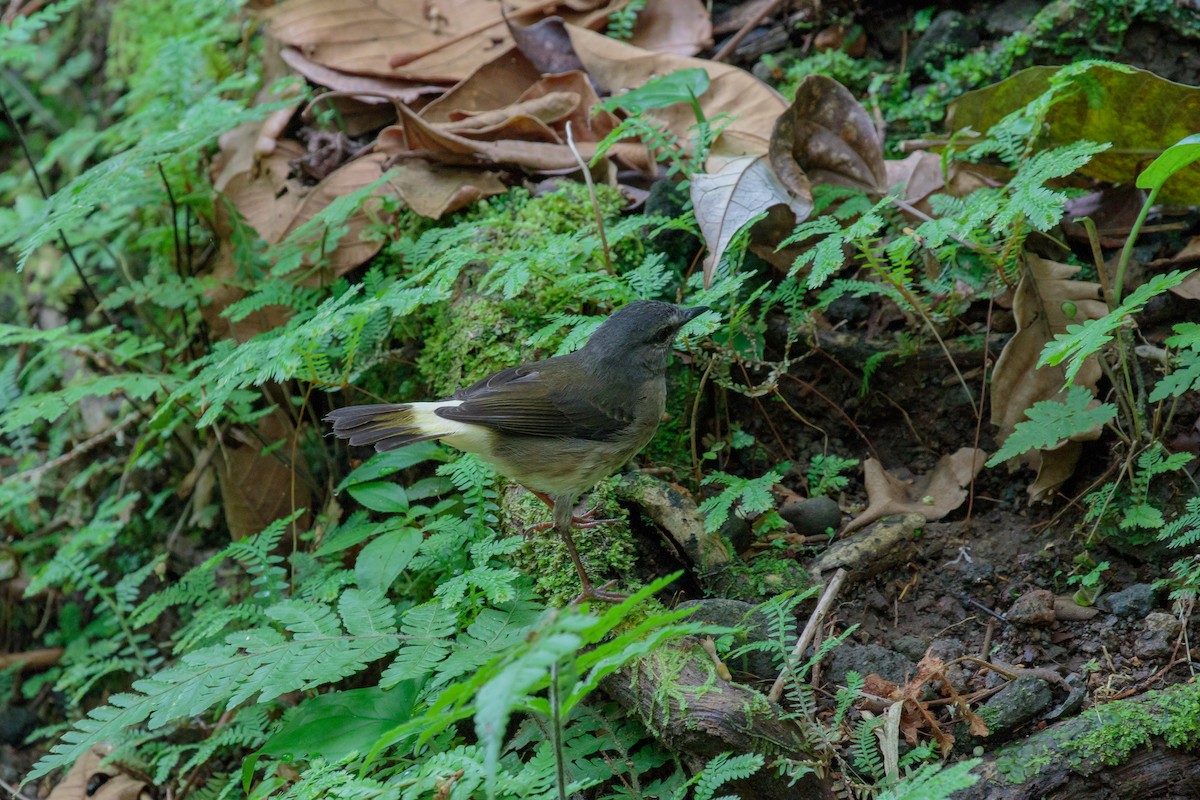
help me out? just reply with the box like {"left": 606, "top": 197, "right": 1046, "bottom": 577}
{"left": 550, "top": 662, "right": 567, "bottom": 800}
{"left": 564, "top": 122, "right": 612, "bottom": 274}
{"left": 1113, "top": 185, "right": 1160, "bottom": 305}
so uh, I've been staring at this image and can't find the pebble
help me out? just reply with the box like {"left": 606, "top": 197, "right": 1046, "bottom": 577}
{"left": 1007, "top": 589, "right": 1056, "bottom": 627}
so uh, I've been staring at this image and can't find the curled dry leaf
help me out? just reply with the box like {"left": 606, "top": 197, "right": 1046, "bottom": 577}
{"left": 990, "top": 255, "right": 1108, "bottom": 500}
{"left": 691, "top": 155, "right": 812, "bottom": 281}
{"left": 46, "top": 745, "right": 148, "bottom": 800}
{"left": 264, "top": 0, "right": 621, "bottom": 83}
{"left": 769, "top": 74, "right": 886, "bottom": 199}
{"left": 844, "top": 448, "right": 987, "bottom": 533}
{"left": 280, "top": 46, "right": 442, "bottom": 105}
{"left": 884, "top": 150, "right": 1002, "bottom": 218}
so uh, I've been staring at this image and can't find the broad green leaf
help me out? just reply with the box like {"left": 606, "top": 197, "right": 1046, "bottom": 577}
{"left": 1137, "top": 133, "right": 1200, "bottom": 192}
{"left": 336, "top": 441, "right": 447, "bottom": 492}
{"left": 599, "top": 68, "right": 710, "bottom": 115}
{"left": 987, "top": 386, "right": 1118, "bottom": 466}
{"left": 949, "top": 64, "right": 1200, "bottom": 204}
{"left": 347, "top": 481, "right": 409, "bottom": 513}
{"left": 242, "top": 683, "right": 419, "bottom": 789}
{"left": 355, "top": 527, "right": 422, "bottom": 592}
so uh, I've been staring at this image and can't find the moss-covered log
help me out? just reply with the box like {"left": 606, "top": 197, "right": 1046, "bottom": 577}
{"left": 603, "top": 641, "right": 834, "bottom": 800}
{"left": 953, "top": 683, "right": 1200, "bottom": 799}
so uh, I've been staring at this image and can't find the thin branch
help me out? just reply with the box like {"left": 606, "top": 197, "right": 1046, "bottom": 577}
{"left": 769, "top": 567, "right": 847, "bottom": 702}
{"left": 564, "top": 121, "right": 612, "bottom": 273}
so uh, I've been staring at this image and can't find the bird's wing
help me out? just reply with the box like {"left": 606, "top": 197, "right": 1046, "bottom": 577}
{"left": 437, "top": 362, "right": 632, "bottom": 441}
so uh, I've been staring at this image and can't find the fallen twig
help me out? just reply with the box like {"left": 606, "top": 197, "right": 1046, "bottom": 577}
{"left": 769, "top": 567, "right": 847, "bottom": 702}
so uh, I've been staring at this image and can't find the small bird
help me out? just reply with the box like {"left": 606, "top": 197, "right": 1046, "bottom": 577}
{"left": 326, "top": 300, "right": 707, "bottom": 603}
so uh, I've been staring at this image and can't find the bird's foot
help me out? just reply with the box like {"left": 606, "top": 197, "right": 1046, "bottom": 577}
{"left": 571, "top": 505, "right": 618, "bottom": 528}
{"left": 570, "top": 580, "right": 628, "bottom": 606}
{"left": 521, "top": 509, "right": 616, "bottom": 536}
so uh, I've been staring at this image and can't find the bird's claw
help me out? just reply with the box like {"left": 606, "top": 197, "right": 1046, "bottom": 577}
{"left": 572, "top": 505, "right": 617, "bottom": 528}
{"left": 570, "top": 580, "right": 628, "bottom": 606}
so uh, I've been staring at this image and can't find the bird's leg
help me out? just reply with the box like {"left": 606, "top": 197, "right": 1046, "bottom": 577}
{"left": 550, "top": 494, "right": 627, "bottom": 605}
{"left": 529, "top": 489, "right": 618, "bottom": 528}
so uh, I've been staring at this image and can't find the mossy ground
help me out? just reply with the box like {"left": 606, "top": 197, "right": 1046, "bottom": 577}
{"left": 506, "top": 479, "right": 639, "bottom": 606}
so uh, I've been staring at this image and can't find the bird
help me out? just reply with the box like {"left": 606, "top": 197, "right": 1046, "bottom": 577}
{"left": 325, "top": 300, "right": 707, "bottom": 604}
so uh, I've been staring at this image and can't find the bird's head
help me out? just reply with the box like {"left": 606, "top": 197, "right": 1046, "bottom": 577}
{"left": 583, "top": 301, "right": 708, "bottom": 374}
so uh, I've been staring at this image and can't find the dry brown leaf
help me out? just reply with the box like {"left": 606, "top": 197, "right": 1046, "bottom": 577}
{"left": 420, "top": 49, "right": 547, "bottom": 123}
{"left": 387, "top": 158, "right": 507, "bottom": 218}
{"left": 434, "top": 94, "right": 575, "bottom": 145}
{"left": 280, "top": 46, "right": 442, "bottom": 105}
{"left": 626, "top": 0, "right": 712, "bottom": 56}
{"left": 565, "top": 24, "right": 787, "bottom": 161}
{"left": 769, "top": 74, "right": 886, "bottom": 199}
{"left": 690, "top": 155, "right": 812, "bottom": 278}
{"left": 885, "top": 151, "right": 1006, "bottom": 223}
{"left": 382, "top": 102, "right": 643, "bottom": 173}
{"left": 844, "top": 448, "right": 986, "bottom": 533}
{"left": 990, "top": 255, "right": 1109, "bottom": 500}
{"left": 216, "top": 408, "right": 311, "bottom": 540}
{"left": 516, "top": 70, "right": 619, "bottom": 143}
{"left": 264, "top": 0, "right": 621, "bottom": 83}
{"left": 276, "top": 154, "right": 398, "bottom": 280}
{"left": 47, "top": 746, "right": 148, "bottom": 800}
{"left": 1157, "top": 237, "right": 1200, "bottom": 301}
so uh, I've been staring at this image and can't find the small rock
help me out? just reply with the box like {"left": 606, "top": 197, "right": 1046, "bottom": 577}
{"left": 719, "top": 512, "right": 754, "bottom": 555}
{"left": 977, "top": 674, "right": 1053, "bottom": 737}
{"left": 983, "top": 0, "right": 1043, "bottom": 34}
{"left": 909, "top": 11, "right": 981, "bottom": 74}
{"left": 677, "top": 598, "right": 777, "bottom": 679}
{"left": 779, "top": 496, "right": 842, "bottom": 537}
{"left": 1053, "top": 596, "right": 1100, "bottom": 621}
{"left": 825, "top": 294, "right": 871, "bottom": 324}
{"left": 1135, "top": 611, "right": 1181, "bottom": 660}
{"left": 0, "top": 705, "right": 37, "bottom": 746}
{"left": 812, "top": 513, "right": 923, "bottom": 578}
{"left": 826, "top": 643, "right": 915, "bottom": 687}
{"left": 1007, "top": 589, "right": 1056, "bottom": 627}
{"left": 1098, "top": 583, "right": 1157, "bottom": 618}
{"left": 891, "top": 634, "right": 929, "bottom": 662}
{"left": 956, "top": 561, "right": 996, "bottom": 586}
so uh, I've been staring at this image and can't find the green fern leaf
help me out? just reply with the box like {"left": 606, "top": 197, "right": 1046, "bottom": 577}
{"left": 987, "top": 385, "right": 1117, "bottom": 466}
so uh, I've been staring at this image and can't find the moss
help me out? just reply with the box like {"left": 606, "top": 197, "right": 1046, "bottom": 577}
{"left": 507, "top": 478, "right": 639, "bottom": 606}
{"left": 715, "top": 554, "right": 818, "bottom": 604}
{"left": 416, "top": 294, "right": 530, "bottom": 398}
{"left": 643, "top": 364, "right": 699, "bottom": 471}
{"left": 993, "top": 683, "right": 1200, "bottom": 784}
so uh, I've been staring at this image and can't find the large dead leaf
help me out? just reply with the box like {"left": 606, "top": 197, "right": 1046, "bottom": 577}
{"left": 884, "top": 150, "right": 1002, "bottom": 217}
{"left": 263, "top": 0, "right": 622, "bottom": 83}
{"left": 769, "top": 74, "right": 886, "bottom": 200}
{"left": 279, "top": 46, "right": 442, "bottom": 106}
{"left": 565, "top": 24, "right": 788, "bottom": 160}
{"left": 626, "top": 0, "right": 712, "bottom": 56}
{"left": 948, "top": 64, "right": 1200, "bottom": 205}
{"left": 990, "top": 255, "right": 1109, "bottom": 500}
{"left": 47, "top": 746, "right": 148, "bottom": 800}
{"left": 844, "top": 448, "right": 986, "bottom": 533}
{"left": 216, "top": 407, "right": 312, "bottom": 540}
{"left": 691, "top": 155, "right": 812, "bottom": 277}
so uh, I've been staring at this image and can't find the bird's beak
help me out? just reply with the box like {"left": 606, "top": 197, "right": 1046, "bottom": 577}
{"left": 680, "top": 306, "right": 709, "bottom": 322}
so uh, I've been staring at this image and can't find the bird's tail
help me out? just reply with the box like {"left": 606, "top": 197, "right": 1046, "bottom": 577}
{"left": 324, "top": 403, "right": 449, "bottom": 452}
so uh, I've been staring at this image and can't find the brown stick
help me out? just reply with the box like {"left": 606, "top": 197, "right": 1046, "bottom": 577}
{"left": 0, "top": 647, "right": 63, "bottom": 671}
{"left": 768, "top": 567, "right": 847, "bottom": 701}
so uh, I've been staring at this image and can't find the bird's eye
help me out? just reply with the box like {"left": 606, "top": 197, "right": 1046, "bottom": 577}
{"left": 652, "top": 326, "right": 675, "bottom": 344}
